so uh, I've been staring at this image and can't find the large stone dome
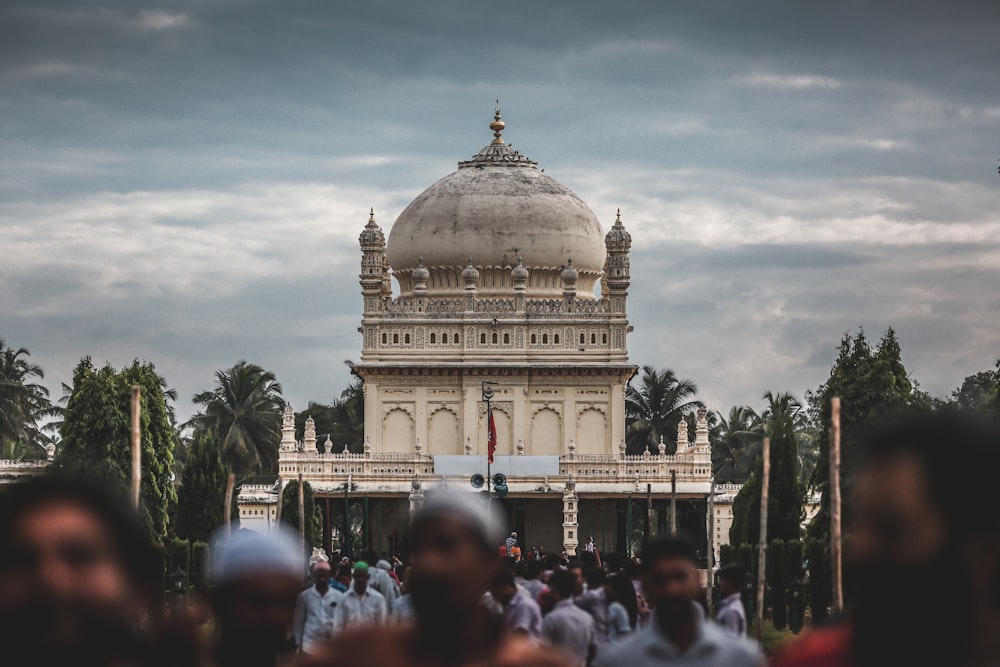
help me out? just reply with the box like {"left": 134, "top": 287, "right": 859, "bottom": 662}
{"left": 387, "top": 109, "right": 605, "bottom": 299}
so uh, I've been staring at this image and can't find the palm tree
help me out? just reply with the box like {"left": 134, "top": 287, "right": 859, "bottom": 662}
{"left": 711, "top": 405, "right": 763, "bottom": 483}
{"left": 0, "top": 340, "right": 58, "bottom": 460}
{"left": 190, "top": 361, "right": 284, "bottom": 478}
{"left": 625, "top": 366, "right": 704, "bottom": 455}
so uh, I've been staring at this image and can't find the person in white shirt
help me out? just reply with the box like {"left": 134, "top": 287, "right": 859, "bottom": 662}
{"left": 333, "top": 561, "right": 387, "bottom": 632}
{"left": 293, "top": 559, "right": 342, "bottom": 653}
{"left": 714, "top": 565, "right": 747, "bottom": 639}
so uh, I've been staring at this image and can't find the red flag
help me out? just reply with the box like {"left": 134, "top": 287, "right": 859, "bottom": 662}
{"left": 487, "top": 407, "right": 497, "bottom": 464}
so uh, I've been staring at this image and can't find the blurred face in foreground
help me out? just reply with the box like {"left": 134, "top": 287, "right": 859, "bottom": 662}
{"left": 848, "top": 453, "right": 975, "bottom": 666}
{"left": 410, "top": 516, "right": 492, "bottom": 620}
{"left": 215, "top": 574, "right": 301, "bottom": 652}
{"left": 0, "top": 499, "right": 140, "bottom": 654}
{"left": 850, "top": 455, "right": 947, "bottom": 567}
{"left": 642, "top": 555, "right": 698, "bottom": 627}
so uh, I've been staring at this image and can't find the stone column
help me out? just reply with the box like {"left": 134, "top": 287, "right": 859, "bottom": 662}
{"left": 408, "top": 476, "right": 424, "bottom": 521}
{"left": 562, "top": 477, "right": 580, "bottom": 556}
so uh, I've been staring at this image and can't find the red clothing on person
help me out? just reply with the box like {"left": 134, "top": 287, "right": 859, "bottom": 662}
{"left": 499, "top": 545, "right": 508, "bottom": 558}
{"left": 771, "top": 622, "right": 854, "bottom": 667}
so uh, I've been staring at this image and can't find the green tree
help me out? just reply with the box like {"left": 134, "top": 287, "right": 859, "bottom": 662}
{"left": 0, "top": 339, "right": 58, "bottom": 460}
{"left": 948, "top": 368, "right": 999, "bottom": 411}
{"left": 294, "top": 378, "right": 365, "bottom": 454}
{"left": 281, "top": 479, "right": 323, "bottom": 552}
{"left": 332, "top": 379, "right": 365, "bottom": 453}
{"left": 191, "top": 361, "right": 284, "bottom": 477}
{"left": 625, "top": 366, "right": 703, "bottom": 455}
{"left": 768, "top": 538, "right": 787, "bottom": 630}
{"left": 729, "top": 392, "right": 804, "bottom": 546}
{"left": 711, "top": 405, "right": 763, "bottom": 483}
{"left": 175, "top": 428, "right": 229, "bottom": 543}
{"left": 56, "top": 357, "right": 177, "bottom": 540}
{"left": 806, "top": 327, "right": 919, "bottom": 542}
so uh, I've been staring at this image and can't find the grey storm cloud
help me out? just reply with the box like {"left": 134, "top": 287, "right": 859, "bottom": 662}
{"left": 1, "top": 0, "right": 999, "bottom": 421}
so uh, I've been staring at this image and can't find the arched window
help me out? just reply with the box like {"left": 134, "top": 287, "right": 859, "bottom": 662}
{"left": 430, "top": 333, "right": 436, "bottom": 344}
{"left": 381, "top": 333, "right": 387, "bottom": 344}
{"left": 393, "top": 333, "right": 399, "bottom": 344}
{"left": 492, "top": 332, "right": 498, "bottom": 344}
{"left": 503, "top": 333, "right": 510, "bottom": 344}
{"left": 530, "top": 334, "right": 537, "bottom": 344}
{"left": 554, "top": 334, "right": 560, "bottom": 344}
{"left": 542, "top": 334, "right": 548, "bottom": 344}
{"left": 404, "top": 333, "right": 411, "bottom": 344}
{"left": 602, "top": 333, "right": 608, "bottom": 344}
{"left": 591, "top": 333, "right": 596, "bottom": 344}
{"left": 580, "top": 333, "right": 585, "bottom": 344}
{"left": 480, "top": 333, "right": 486, "bottom": 344}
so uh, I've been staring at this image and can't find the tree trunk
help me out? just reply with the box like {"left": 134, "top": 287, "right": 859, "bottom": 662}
{"left": 224, "top": 473, "right": 235, "bottom": 535}
{"left": 130, "top": 385, "right": 141, "bottom": 511}
{"left": 830, "top": 397, "right": 844, "bottom": 614}
{"left": 756, "top": 437, "right": 770, "bottom": 640}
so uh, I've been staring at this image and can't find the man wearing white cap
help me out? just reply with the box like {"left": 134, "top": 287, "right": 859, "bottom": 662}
{"left": 209, "top": 526, "right": 305, "bottom": 667}
{"left": 294, "top": 559, "right": 342, "bottom": 654}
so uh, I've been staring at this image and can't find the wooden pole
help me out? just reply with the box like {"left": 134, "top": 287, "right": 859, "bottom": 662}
{"left": 645, "top": 483, "right": 652, "bottom": 541}
{"left": 223, "top": 473, "right": 235, "bottom": 534}
{"left": 298, "top": 471, "right": 305, "bottom": 552}
{"left": 830, "top": 396, "right": 844, "bottom": 614}
{"left": 130, "top": 385, "right": 141, "bottom": 511}
{"left": 670, "top": 470, "right": 677, "bottom": 534}
{"left": 706, "top": 477, "right": 715, "bottom": 614}
{"left": 756, "top": 436, "right": 770, "bottom": 640}
{"left": 275, "top": 477, "right": 284, "bottom": 522}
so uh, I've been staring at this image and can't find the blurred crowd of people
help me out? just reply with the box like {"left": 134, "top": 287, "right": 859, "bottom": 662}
{"left": 1, "top": 408, "right": 998, "bottom": 667}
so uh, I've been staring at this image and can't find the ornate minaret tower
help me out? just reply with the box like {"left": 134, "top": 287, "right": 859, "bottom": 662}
{"left": 359, "top": 208, "right": 387, "bottom": 314}
{"left": 603, "top": 209, "right": 631, "bottom": 313}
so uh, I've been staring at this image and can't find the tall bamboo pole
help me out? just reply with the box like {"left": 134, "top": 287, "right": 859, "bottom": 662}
{"left": 130, "top": 386, "right": 141, "bottom": 511}
{"left": 223, "top": 473, "right": 235, "bottom": 534}
{"left": 670, "top": 470, "right": 677, "bottom": 534}
{"left": 830, "top": 397, "right": 844, "bottom": 614}
{"left": 298, "top": 471, "right": 305, "bottom": 552}
{"left": 706, "top": 477, "right": 715, "bottom": 614}
{"left": 756, "top": 436, "right": 770, "bottom": 640}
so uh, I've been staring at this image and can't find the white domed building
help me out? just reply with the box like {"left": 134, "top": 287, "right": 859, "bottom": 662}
{"left": 269, "top": 108, "right": 717, "bottom": 561}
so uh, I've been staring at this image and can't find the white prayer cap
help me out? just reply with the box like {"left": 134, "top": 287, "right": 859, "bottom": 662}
{"left": 209, "top": 525, "right": 304, "bottom": 586}
{"left": 413, "top": 487, "right": 504, "bottom": 548}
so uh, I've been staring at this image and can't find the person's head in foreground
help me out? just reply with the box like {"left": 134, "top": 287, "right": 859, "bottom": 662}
{"left": 209, "top": 524, "right": 304, "bottom": 667}
{"left": 774, "top": 409, "right": 1000, "bottom": 667}
{"left": 0, "top": 472, "right": 161, "bottom": 666}
{"left": 640, "top": 535, "right": 701, "bottom": 630}
{"left": 849, "top": 409, "right": 1000, "bottom": 667}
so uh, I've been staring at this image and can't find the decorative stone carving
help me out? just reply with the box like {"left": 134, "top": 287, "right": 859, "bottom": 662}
{"left": 324, "top": 435, "right": 333, "bottom": 454}
{"left": 516, "top": 439, "right": 525, "bottom": 455}
{"left": 464, "top": 436, "right": 472, "bottom": 455}
{"left": 658, "top": 435, "right": 666, "bottom": 457}
{"left": 677, "top": 419, "right": 689, "bottom": 451}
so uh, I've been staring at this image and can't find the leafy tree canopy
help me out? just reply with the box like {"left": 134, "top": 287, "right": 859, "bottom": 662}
{"left": 626, "top": 366, "right": 703, "bottom": 455}
{"left": 806, "top": 327, "right": 920, "bottom": 541}
{"left": 190, "top": 361, "right": 284, "bottom": 477}
{"left": 55, "top": 356, "right": 177, "bottom": 541}
{"left": 0, "top": 338, "right": 58, "bottom": 460}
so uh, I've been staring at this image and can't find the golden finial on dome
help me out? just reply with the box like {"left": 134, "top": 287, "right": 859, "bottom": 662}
{"left": 616, "top": 208, "right": 622, "bottom": 223}
{"left": 489, "top": 99, "right": 506, "bottom": 145}
{"left": 369, "top": 207, "right": 376, "bottom": 223}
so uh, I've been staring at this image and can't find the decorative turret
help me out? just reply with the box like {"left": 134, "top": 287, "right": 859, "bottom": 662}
{"left": 676, "top": 418, "right": 689, "bottom": 452}
{"left": 304, "top": 416, "right": 317, "bottom": 452}
{"left": 462, "top": 258, "right": 479, "bottom": 294}
{"left": 324, "top": 435, "right": 334, "bottom": 454}
{"left": 695, "top": 407, "right": 711, "bottom": 452}
{"left": 412, "top": 257, "right": 429, "bottom": 297}
{"left": 359, "top": 208, "right": 387, "bottom": 312}
{"left": 511, "top": 256, "right": 529, "bottom": 292}
{"left": 380, "top": 256, "right": 393, "bottom": 298}
{"left": 561, "top": 258, "right": 578, "bottom": 300}
{"left": 280, "top": 404, "right": 296, "bottom": 452}
{"left": 604, "top": 209, "right": 631, "bottom": 303}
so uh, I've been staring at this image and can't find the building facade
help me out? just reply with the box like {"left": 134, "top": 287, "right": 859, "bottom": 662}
{"left": 262, "top": 109, "right": 718, "bottom": 559}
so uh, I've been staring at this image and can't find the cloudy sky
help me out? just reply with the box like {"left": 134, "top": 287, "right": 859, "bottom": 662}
{"left": 2, "top": 0, "right": 999, "bottom": 423}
